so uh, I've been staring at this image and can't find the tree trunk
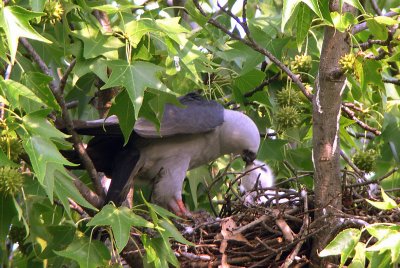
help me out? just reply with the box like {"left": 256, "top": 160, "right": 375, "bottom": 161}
{"left": 311, "top": 1, "right": 356, "bottom": 265}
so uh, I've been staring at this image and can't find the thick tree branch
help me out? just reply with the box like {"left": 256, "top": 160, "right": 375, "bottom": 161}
{"left": 19, "top": 38, "right": 105, "bottom": 200}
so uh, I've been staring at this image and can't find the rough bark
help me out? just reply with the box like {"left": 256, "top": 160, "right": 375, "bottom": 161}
{"left": 311, "top": 1, "right": 357, "bottom": 265}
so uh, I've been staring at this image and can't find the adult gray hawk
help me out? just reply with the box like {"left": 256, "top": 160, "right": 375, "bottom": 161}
{"left": 65, "top": 93, "right": 260, "bottom": 216}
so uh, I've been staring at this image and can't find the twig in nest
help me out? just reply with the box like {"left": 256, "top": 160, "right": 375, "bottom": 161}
{"left": 281, "top": 189, "right": 309, "bottom": 268}
{"left": 272, "top": 209, "right": 295, "bottom": 242}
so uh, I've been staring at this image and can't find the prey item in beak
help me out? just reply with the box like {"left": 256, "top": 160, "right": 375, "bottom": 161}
{"left": 242, "top": 149, "right": 257, "bottom": 165}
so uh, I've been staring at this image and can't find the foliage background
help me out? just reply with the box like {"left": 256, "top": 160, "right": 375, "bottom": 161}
{"left": 1, "top": 0, "right": 400, "bottom": 266}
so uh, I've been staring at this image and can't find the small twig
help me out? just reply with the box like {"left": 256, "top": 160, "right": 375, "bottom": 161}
{"left": 59, "top": 59, "right": 76, "bottom": 94}
{"left": 281, "top": 189, "right": 309, "bottom": 268}
{"left": 348, "top": 131, "right": 375, "bottom": 140}
{"left": 225, "top": 73, "right": 280, "bottom": 106}
{"left": 355, "top": 39, "right": 389, "bottom": 50}
{"left": 66, "top": 100, "right": 79, "bottom": 109}
{"left": 383, "top": 77, "right": 400, "bottom": 85}
{"left": 370, "top": 0, "right": 383, "bottom": 15}
{"left": 346, "top": 167, "right": 398, "bottom": 188}
{"left": 176, "top": 251, "right": 212, "bottom": 261}
{"left": 341, "top": 105, "right": 381, "bottom": 135}
{"left": 233, "top": 214, "right": 270, "bottom": 234}
{"left": 273, "top": 209, "right": 295, "bottom": 242}
{"left": 68, "top": 198, "right": 89, "bottom": 218}
{"left": 340, "top": 150, "right": 363, "bottom": 176}
{"left": 4, "top": 63, "right": 12, "bottom": 80}
{"left": 92, "top": 10, "right": 112, "bottom": 33}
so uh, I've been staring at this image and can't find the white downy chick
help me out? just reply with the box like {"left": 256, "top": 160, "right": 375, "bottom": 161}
{"left": 240, "top": 160, "right": 275, "bottom": 204}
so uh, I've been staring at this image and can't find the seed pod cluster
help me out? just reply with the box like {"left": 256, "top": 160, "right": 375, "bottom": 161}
{"left": 274, "top": 88, "right": 303, "bottom": 131}
{"left": 352, "top": 149, "right": 377, "bottom": 173}
{"left": 0, "top": 136, "right": 23, "bottom": 162}
{"left": 43, "top": 1, "right": 64, "bottom": 24}
{"left": 0, "top": 166, "right": 24, "bottom": 196}
{"left": 339, "top": 53, "right": 356, "bottom": 74}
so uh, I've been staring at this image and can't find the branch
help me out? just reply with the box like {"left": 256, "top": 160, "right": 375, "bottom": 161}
{"left": 340, "top": 150, "right": 363, "bottom": 176}
{"left": 370, "top": 0, "right": 383, "bottom": 15}
{"left": 19, "top": 38, "right": 105, "bottom": 199}
{"left": 341, "top": 106, "right": 381, "bottom": 135}
{"left": 92, "top": 10, "right": 112, "bottom": 33}
{"left": 192, "top": 0, "right": 312, "bottom": 102}
{"left": 225, "top": 73, "right": 280, "bottom": 106}
{"left": 281, "top": 189, "right": 309, "bottom": 268}
{"left": 345, "top": 167, "right": 398, "bottom": 188}
{"left": 355, "top": 39, "right": 389, "bottom": 50}
{"left": 352, "top": 10, "right": 399, "bottom": 34}
{"left": 383, "top": 77, "right": 400, "bottom": 85}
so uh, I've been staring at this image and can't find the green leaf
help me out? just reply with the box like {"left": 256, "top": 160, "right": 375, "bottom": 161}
{"left": 87, "top": 205, "right": 154, "bottom": 252}
{"left": 0, "top": 6, "right": 51, "bottom": 64}
{"left": 187, "top": 166, "right": 212, "bottom": 209}
{"left": 23, "top": 72, "right": 60, "bottom": 110}
{"left": 73, "top": 25, "right": 124, "bottom": 59}
{"left": 361, "top": 60, "right": 384, "bottom": 91}
{"left": 366, "top": 250, "right": 392, "bottom": 268}
{"left": 55, "top": 232, "right": 111, "bottom": 268}
{"left": 101, "top": 60, "right": 168, "bottom": 118}
{"left": 142, "top": 235, "right": 173, "bottom": 268}
{"left": 366, "top": 19, "right": 388, "bottom": 40}
{"left": 0, "top": 148, "right": 19, "bottom": 167}
{"left": 74, "top": 58, "right": 108, "bottom": 83}
{"left": 296, "top": 3, "right": 313, "bottom": 51}
{"left": 22, "top": 110, "right": 69, "bottom": 141}
{"left": 366, "top": 224, "right": 400, "bottom": 240}
{"left": 0, "top": 195, "right": 17, "bottom": 245}
{"left": 258, "top": 139, "right": 288, "bottom": 161}
{"left": 301, "top": 0, "right": 332, "bottom": 24}
{"left": 87, "top": 4, "right": 140, "bottom": 14}
{"left": 54, "top": 172, "right": 97, "bottom": 212}
{"left": 158, "top": 219, "right": 194, "bottom": 246}
{"left": 0, "top": 77, "right": 42, "bottom": 109}
{"left": 366, "top": 231, "right": 400, "bottom": 263}
{"left": 142, "top": 234, "right": 179, "bottom": 268}
{"left": 40, "top": 225, "right": 76, "bottom": 258}
{"left": 319, "top": 228, "right": 361, "bottom": 266}
{"left": 22, "top": 135, "right": 74, "bottom": 184}
{"left": 146, "top": 202, "right": 181, "bottom": 221}
{"left": 233, "top": 69, "right": 266, "bottom": 94}
{"left": 108, "top": 90, "right": 136, "bottom": 144}
{"left": 366, "top": 189, "right": 398, "bottom": 210}
{"left": 185, "top": 0, "right": 209, "bottom": 26}
{"left": 349, "top": 242, "right": 366, "bottom": 268}
{"left": 331, "top": 12, "right": 357, "bottom": 32}
{"left": 374, "top": 16, "right": 399, "bottom": 26}
{"left": 343, "top": 0, "right": 366, "bottom": 13}
{"left": 124, "top": 19, "right": 159, "bottom": 48}
{"left": 281, "top": 0, "right": 301, "bottom": 32}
